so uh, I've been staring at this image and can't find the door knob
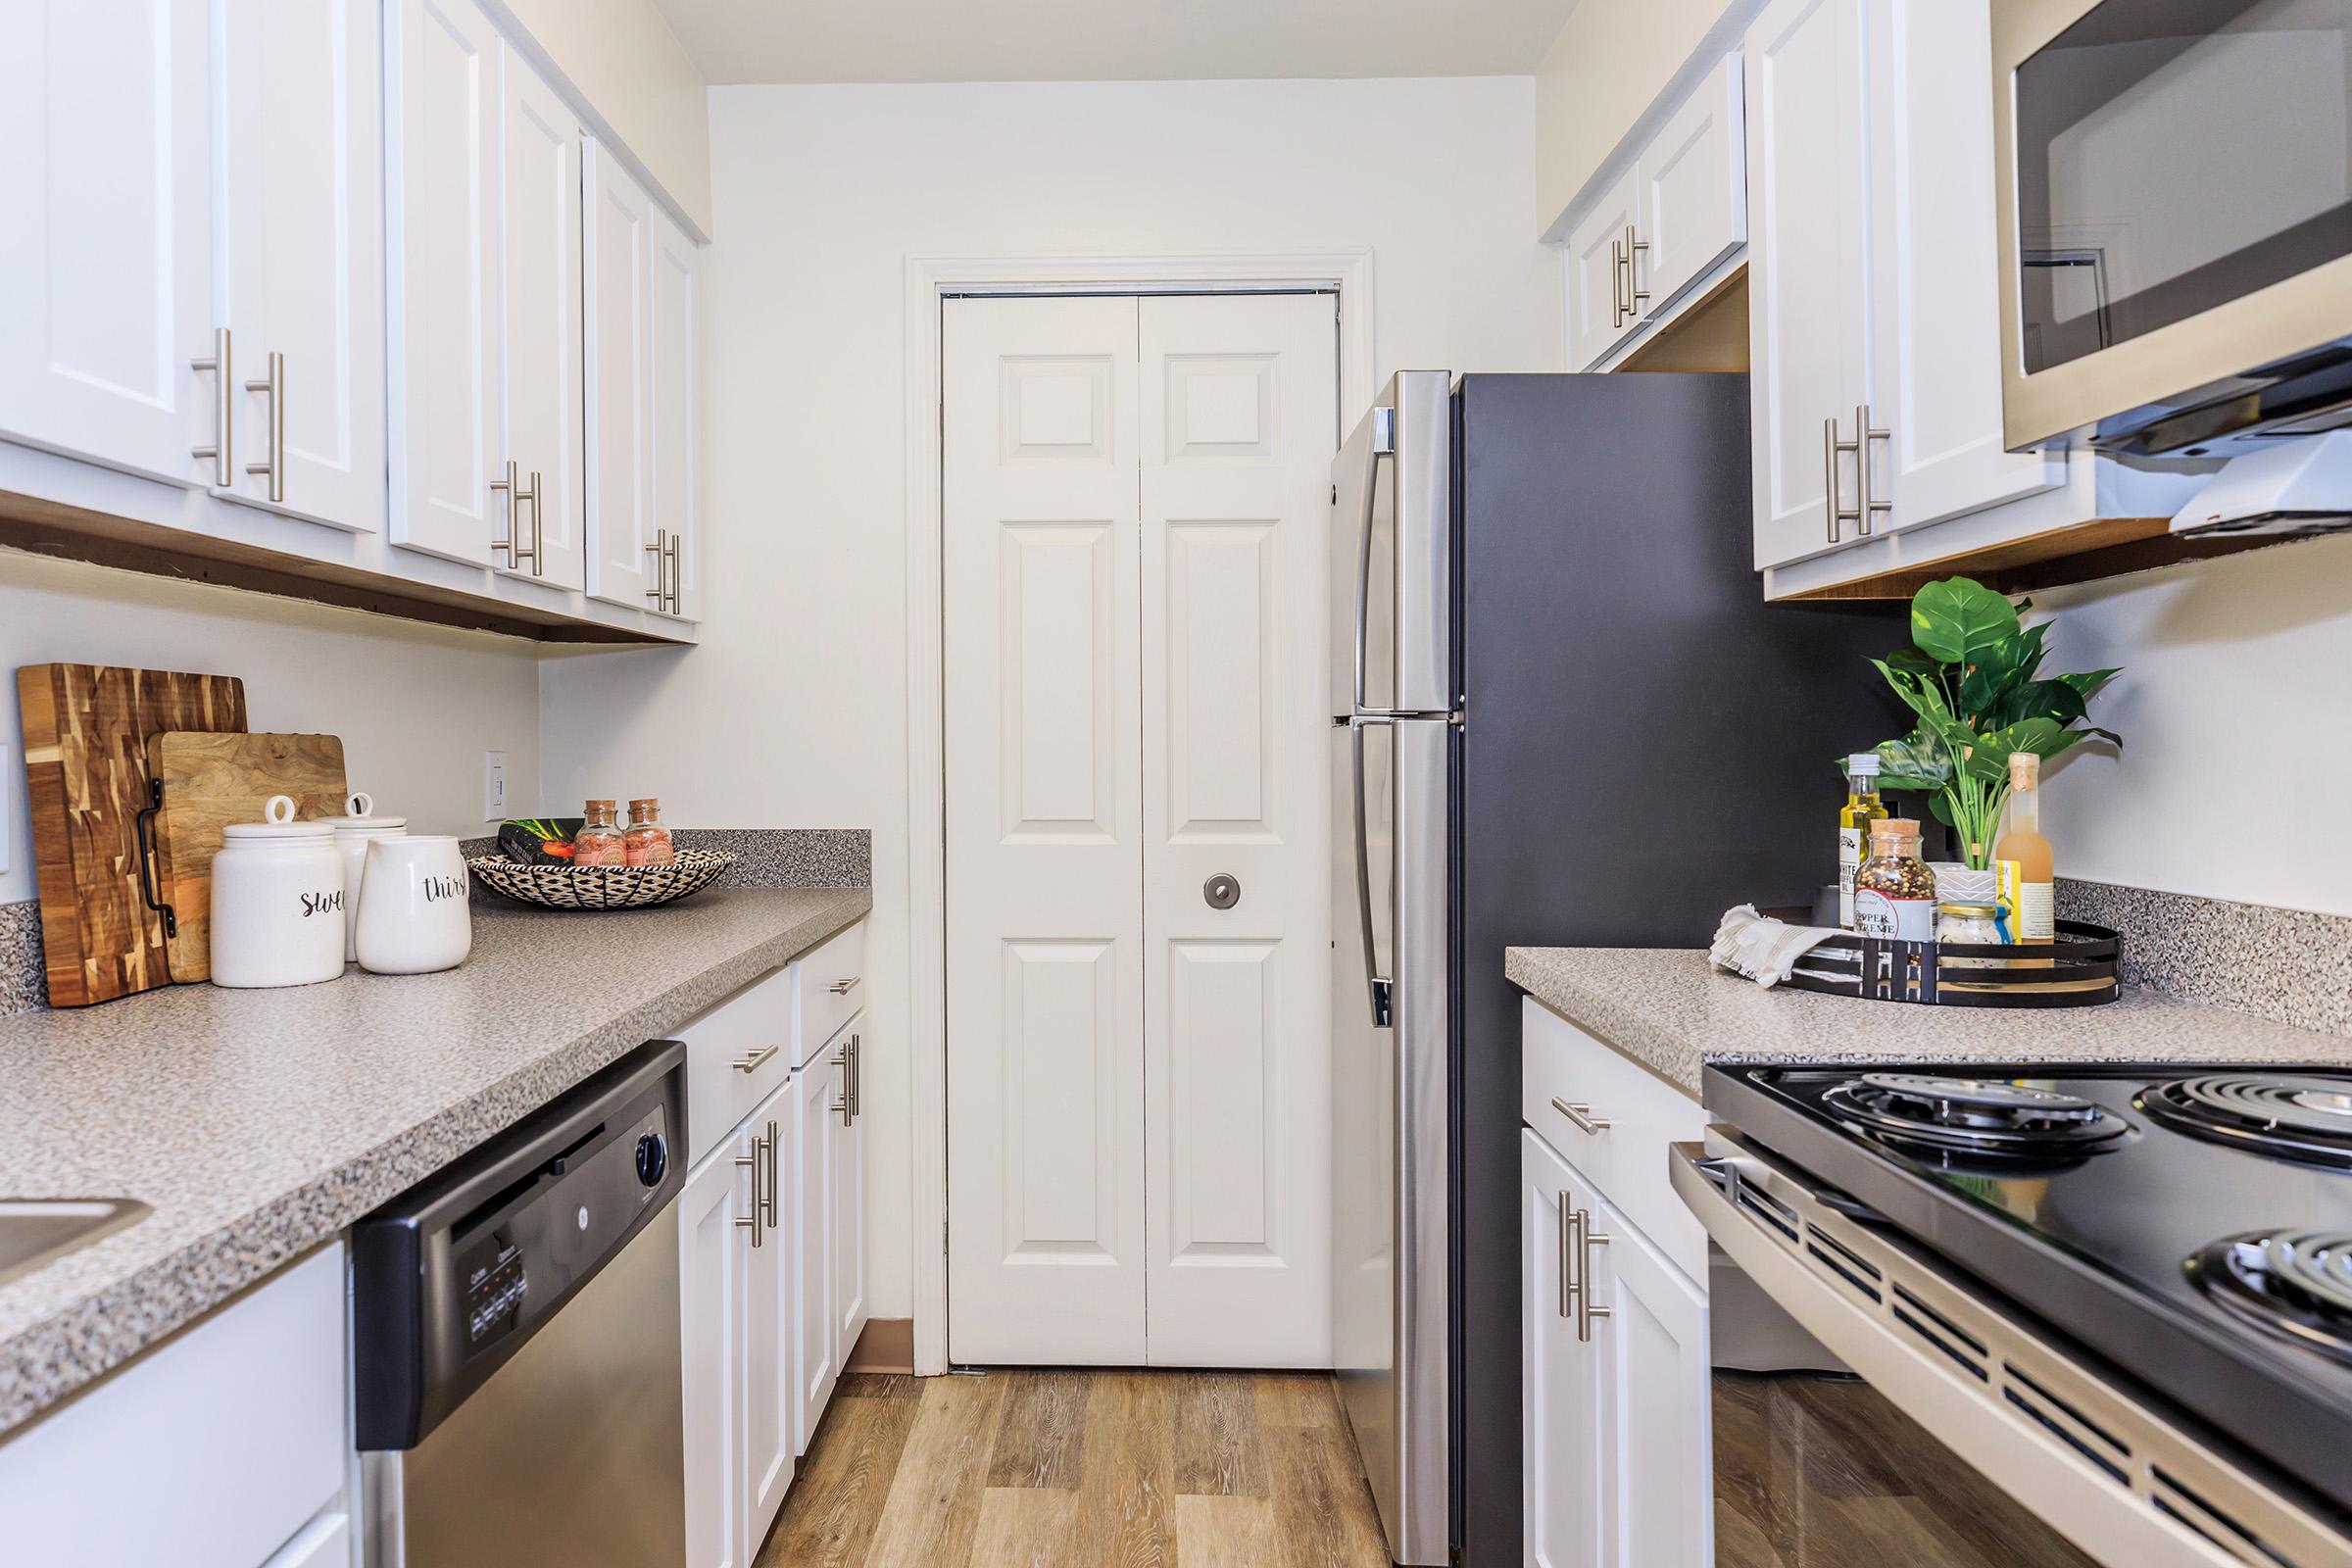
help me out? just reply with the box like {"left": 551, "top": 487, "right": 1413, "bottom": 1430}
{"left": 1203, "top": 873, "right": 1241, "bottom": 910}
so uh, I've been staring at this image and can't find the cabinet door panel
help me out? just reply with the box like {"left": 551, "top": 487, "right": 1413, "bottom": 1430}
{"left": 744, "top": 1085, "right": 796, "bottom": 1544}
{"left": 1746, "top": 0, "right": 1872, "bottom": 569}
{"left": 585, "top": 137, "right": 656, "bottom": 610}
{"left": 680, "top": 1138, "right": 748, "bottom": 1568}
{"left": 1593, "top": 1192, "right": 1710, "bottom": 1568}
{"left": 497, "top": 45, "right": 585, "bottom": 588}
{"left": 650, "top": 207, "right": 700, "bottom": 618}
{"left": 386, "top": 0, "right": 501, "bottom": 566}
{"left": 217, "top": 0, "right": 386, "bottom": 533}
{"left": 0, "top": 0, "right": 212, "bottom": 486}
{"left": 1637, "top": 53, "right": 1747, "bottom": 318}
{"left": 1565, "top": 172, "right": 1641, "bottom": 370}
{"left": 793, "top": 1054, "right": 841, "bottom": 1452}
{"left": 1867, "top": 0, "right": 2062, "bottom": 533}
{"left": 1524, "top": 1132, "right": 1605, "bottom": 1568}
{"left": 832, "top": 1028, "right": 868, "bottom": 1364}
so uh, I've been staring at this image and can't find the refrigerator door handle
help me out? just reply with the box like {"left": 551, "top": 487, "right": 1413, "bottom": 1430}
{"left": 1350, "top": 713, "right": 1393, "bottom": 1028}
{"left": 1352, "top": 407, "right": 1396, "bottom": 713}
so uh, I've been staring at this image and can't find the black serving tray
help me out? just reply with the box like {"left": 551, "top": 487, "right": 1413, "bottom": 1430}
{"left": 1761, "top": 908, "right": 2121, "bottom": 1007}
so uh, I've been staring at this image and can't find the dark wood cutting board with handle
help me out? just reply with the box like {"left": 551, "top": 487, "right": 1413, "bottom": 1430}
{"left": 145, "top": 731, "right": 349, "bottom": 983}
{"left": 16, "top": 664, "right": 248, "bottom": 1006}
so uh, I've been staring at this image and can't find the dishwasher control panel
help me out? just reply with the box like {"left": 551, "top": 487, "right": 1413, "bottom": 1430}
{"left": 351, "top": 1039, "right": 686, "bottom": 1450}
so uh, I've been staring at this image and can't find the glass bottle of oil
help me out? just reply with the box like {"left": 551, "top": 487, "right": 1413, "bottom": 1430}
{"left": 1838, "top": 754, "right": 1887, "bottom": 930}
{"left": 1996, "top": 752, "right": 2056, "bottom": 944}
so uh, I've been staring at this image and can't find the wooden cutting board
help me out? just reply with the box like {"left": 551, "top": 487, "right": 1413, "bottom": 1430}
{"left": 146, "top": 731, "right": 349, "bottom": 984}
{"left": 16, "top": 664, "right": 249, "bottom": 1006}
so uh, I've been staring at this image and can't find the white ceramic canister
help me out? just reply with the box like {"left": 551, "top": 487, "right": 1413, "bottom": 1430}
{"left": 355, "top": 836, "right": 473, "bottom": 975}
{"left": 210, "top": 795, "right": 347, "bottom": 989}
{"left": 319, "top": 791, "right": 409, "bottom": 963}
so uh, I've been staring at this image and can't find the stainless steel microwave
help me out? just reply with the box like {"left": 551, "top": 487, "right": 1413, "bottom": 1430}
{"left": 1992, "top": 0, "right": 2352, "bottom": 456}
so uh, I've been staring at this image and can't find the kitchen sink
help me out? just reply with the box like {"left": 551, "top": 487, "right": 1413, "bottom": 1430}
{"left": 0, "top": 1199, "right": 151, "bottom": 1288}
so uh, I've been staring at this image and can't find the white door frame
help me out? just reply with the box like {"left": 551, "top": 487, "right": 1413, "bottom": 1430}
{"left": 903, "top": 250, "right": 1375, "bottom": 1375}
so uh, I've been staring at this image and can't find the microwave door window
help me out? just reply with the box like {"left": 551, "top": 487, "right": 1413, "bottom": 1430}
{"left": 2014, "top": 0, "right": 2352, "bottom": 374}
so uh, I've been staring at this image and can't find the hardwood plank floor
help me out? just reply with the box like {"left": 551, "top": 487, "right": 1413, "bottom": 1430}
{"left": 759, "top": 1370, "right": 1390, "bottom": 1568}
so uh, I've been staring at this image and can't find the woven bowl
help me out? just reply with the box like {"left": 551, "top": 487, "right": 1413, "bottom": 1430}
{"left": 466, "top": 848, "right": 736, "bottom": 910}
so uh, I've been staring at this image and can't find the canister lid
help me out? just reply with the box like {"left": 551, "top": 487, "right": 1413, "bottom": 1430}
{"left": 319, "top": 790, "right": 408, "bottom": 832}
{"left": 222, "top": 794, "right": 333, "bottom": 842}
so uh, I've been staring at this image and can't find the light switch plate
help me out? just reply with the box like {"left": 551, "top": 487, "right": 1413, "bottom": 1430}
{"left": 483, "top": 751, "right": 508, "bottom": 822}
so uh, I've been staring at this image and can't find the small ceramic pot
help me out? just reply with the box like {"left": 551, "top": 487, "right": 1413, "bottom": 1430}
{"left": 211, "top": 795, "right": 346, "bottom": 989}
{"left": 319, "top": 791, "right": 409, "bottom": 963}
{"left": 356, "top": 835, "right": 473, "bottom": 975}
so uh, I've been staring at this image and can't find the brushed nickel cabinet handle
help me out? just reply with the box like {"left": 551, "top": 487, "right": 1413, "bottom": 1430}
{"left": 192, "top": 327, "right": 232, "bottom": 478}
{"left": 1609, "top": 237, "right": 1627, "bottom": 328}
{"left": 849, "top": 1034, "right": 860, "bottom": 1123}
{"left": 514, "top": 469, "right": 541, "bottom": 571}
{"left": 490, "top": 460, "right": 520, "bottom": 565}
{"left": 528, "top": 471, "right": 546, "bottom": 576}
{"left": 764, "top": 1118, "right": 780, "bottom": 1230}
{"left": 1825, "top": 415, "right": 1861, "bottom": 544}
{"left": 644, "top": 526, "right": 667, "bottom": 604}
{"left": 1856, "top": 403, "right": 1891, "bottom": 536}
{"left": 1625, "top": 225, "right": 1650, "bottom": 314}
{"left": 732, "top": 1043, "right": 779, "bottom": 1073}
{"left": 734, "top": 1132, "right": 764, "bottom": 1247}
{"left": 243, "top": 350, "right": 284, "bottom": 502}
{"left": 1558, "top": 1191, "right": 1574, "bottom": 1320}
{"left": 1551, "top": 1097, "right": 1612, "bottom": 1135}
{"left": 663, "top": 531, "right": 681, "bottom": 612}
{"left": 1576, "top": 1208, "right": 1612, "bottom": 1343}
{"left": 828, "top": 976, "right": 861, "bottom": 997}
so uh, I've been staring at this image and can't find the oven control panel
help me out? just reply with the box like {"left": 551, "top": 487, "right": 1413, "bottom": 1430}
{"left": 464, "top": 1241, "right": 529, "bottom": 1347}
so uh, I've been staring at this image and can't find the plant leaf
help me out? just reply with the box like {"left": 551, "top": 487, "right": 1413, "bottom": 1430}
{"left": 2058, "top": 666, "right": 2122, "bottom": 702}
{"left": 1910, "top": 577, "right": 2021, "bottom": 667}
{"left": 1988, "top": 677, "right": 2088, "bottom": 731}
{"left": 1872, "top": 728, "right": 1953, "bottom": 792}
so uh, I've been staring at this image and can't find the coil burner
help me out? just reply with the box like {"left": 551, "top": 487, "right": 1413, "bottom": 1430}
{"left": 1820, "top": 1072, "right": 2132, "bottom": 1158}
{"left": 2137, "top": 1074, "right": 2352, "bottom": 1170}
{"left": 2190, "top": 1231, "right": 2352, "bottom": 1362}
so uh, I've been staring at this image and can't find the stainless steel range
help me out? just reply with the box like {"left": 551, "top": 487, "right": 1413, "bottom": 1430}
{"left": 1676, "top": 1063, "right": 2352, "bottom": 1568}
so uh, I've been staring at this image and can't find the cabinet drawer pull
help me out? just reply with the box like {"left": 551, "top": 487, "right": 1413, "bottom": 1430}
{"left": 734, "top": 1132, "right": 764, "bottom": 1247}
{"left": 732, "top": 1043, "right": 780, "bottom": 1073}
{"left": 244, "top": 351, "right": 284, "bottom": 502}
{"left": 192, "top": 327, "right": 232, "bottom": 478}
{"left": 735, "top": 1124, "right": 779, "bottom": 1241}
{"left": 828, "top": 975, "right": 861, "bottom": 997}
{"left": 1573, "top": 1207, "right": 1612, "bottom": 1343}
{"left": 1551, "top": 1097, "right": 1612, "bottom": 1135}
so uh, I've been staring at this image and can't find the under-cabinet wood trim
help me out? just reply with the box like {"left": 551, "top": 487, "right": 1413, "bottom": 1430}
{"left": 1777, "top": 513, "right": 2303, "bottom": 601}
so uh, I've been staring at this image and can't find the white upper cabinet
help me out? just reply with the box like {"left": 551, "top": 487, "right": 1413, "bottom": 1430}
{"left": 1635, "top": 54, "right": 1747, "bottom": 322}
{"left": 1565, "top": 53, "right": 1748, "bottom": 371}
{"left": 585, "top": 138, "right": 658, "bottom": 612}
{"left": 1861, "top": 0, "right": 2062, "bottom": 535}
{"left": 649, "top": 207, "right": 702, "bottom": 619}
{"left": 497, "top": 43, "right": 586, "bottom": 589}
{"left": 1748, "top": 0, "right": 2063, "bottom": 571}
{"left": 385, "top": 0, "right": 503, "bottom": 568}
{"left": 0, "top": 0, "right": 213, "bottom": 488}
{"left": 213, "top": 0, "right": 387, "bottom": 534}
{"left": 1746, "top": 0, "right": 1872, "bottom": 570}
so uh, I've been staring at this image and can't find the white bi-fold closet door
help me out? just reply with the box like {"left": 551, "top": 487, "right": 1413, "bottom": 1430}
{"left": 944, "top": 291, "right": 1338, "bottom": 1367}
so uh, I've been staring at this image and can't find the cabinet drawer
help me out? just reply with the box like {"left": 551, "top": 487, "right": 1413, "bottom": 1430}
{"left": 677, "top": 967, "right": 793, "bottom": 1166}
{"left": 791, "top": 920, "right": 865, "bottom": 1068}
{"left": 0, "top": 1245, "right": 345, "bottom": 1568}
{"left": 1522, "top": 997, "right": 1709, "bottom": 1283}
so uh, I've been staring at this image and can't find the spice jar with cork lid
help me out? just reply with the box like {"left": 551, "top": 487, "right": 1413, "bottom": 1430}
{"left": 1853, "top": 817, "right": 1937, "bottom": 941}
{"left": 623, "top": 799, "right": 675, "bottom": 866}
{"left": 573, "top": 800, "right": 627, "bottom": 866}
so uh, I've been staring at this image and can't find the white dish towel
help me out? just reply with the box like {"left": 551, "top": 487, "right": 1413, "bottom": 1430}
{"left": 1709, "top": 904, "right": 1842, "bottom": 988}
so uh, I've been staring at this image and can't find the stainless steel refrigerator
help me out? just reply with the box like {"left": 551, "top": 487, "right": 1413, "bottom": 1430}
{"left": 1328, "top": 371, "right": 1902, "bottom": 1567}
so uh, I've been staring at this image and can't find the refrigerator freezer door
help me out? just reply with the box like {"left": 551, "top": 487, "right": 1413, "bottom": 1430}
{"left": 1331, "top": 712, "right": 1451, "bottom": 1566}
{"left": 1331, "top": 371, "right": 1453, "bottom": 718}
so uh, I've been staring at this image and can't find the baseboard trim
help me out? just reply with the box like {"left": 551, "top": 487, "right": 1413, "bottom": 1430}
{"left": 846, "top": 1317, "right": 916, "bottom": 1374}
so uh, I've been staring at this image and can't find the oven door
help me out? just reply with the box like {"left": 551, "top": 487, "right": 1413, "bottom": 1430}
{"left": 1993, "top": 0, "right": 2352, "bottom": 453}
{"left": 1673, "top": 1131, "right": 2352, "bottom": 1568}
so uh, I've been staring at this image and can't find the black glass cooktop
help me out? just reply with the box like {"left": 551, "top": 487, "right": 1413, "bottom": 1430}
{"left": 1705, "top": 1062, "right": 2352, "bottom": 1516}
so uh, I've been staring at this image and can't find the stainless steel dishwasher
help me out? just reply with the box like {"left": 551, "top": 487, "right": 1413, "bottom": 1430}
{"left": 354, "top": 1039, "right": 687, "bottom": 1568}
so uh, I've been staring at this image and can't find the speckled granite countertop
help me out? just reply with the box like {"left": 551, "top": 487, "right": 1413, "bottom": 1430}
{"left": 1506, "top": 946, "right": 2352, "bottom": 1098}
{"left": 0, "top": 886, "right": 869, "bottom": 1436}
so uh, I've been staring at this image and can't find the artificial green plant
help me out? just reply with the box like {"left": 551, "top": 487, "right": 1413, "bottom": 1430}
{"left": 1860, "top": 577, "right": 2121, "bottom": 869}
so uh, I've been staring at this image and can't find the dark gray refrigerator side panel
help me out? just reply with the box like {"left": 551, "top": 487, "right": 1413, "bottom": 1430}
{"left": 1450, "top": 373, "right": 1908, "bottom": 1568}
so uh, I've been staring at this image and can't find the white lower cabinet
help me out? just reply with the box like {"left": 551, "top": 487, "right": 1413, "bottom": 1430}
{"left": 679, "top": 1123, "right": 750, "bottom": 1568}
{"left": 742, "top": 1088, "right": 797, "bottom": 1545}
{"left": 1522, "top": 1021, "right": 1712, "bottom": 1568}
{"left": 792, "top": 1043, "right": 841, "bottom": 1451}
{"left": 0, "top": 1243, "right": 348, "bottom": 1568}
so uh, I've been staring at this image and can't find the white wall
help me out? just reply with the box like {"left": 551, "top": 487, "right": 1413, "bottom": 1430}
{"left": 1, "top": 553, "right": 540, "bottom": 906}
{"left": 2037, "top": 533, "right": 2352, "bottom": 919}
{"left": 494, "top": 0, "right": 711, "bottom": 234}
{"left": 539, "top": 74, "right": 1564, "bottom": 1320}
